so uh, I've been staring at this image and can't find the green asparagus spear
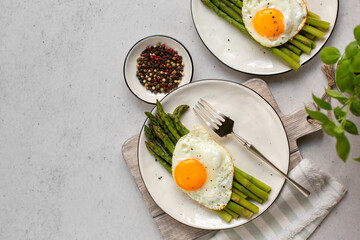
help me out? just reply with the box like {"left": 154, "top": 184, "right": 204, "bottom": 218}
{"left": 173, "top": 104, "right": 189, "bottom": 119}
{"left": 307, "top": 11, "right": 320, "bottom": 19}
{"left": 146, "top": 112, "right": 177, "bottom": 144}
{"left": 280, "top": 46, "right": 300, "bottom": 62}
{"left": 234, "top": 172, "right": 269, "bottom": 201}
{"left": 224, "top": 207, "right": 239, "bottom": 219}
{"left": 144, "top": 125, "right": 156, "bottom": 142}
{"left": 294, "top": 34, "right": 316, "bottom": 49}
{"left": 284, "top": 42, "right": 302, "bottom": 55}
{"left": 201, "top": 0, "right": 301, "bottom": 71}
{"left": 229, "top": 0, "right": 243, "bottom": 8}
{"left": 145, "top": 141, "right": 172, "bottom": 174}
{"left": 213, "top": 210, "right": 233, "bottom": 222}
{"left": 231, "top": 192, "right": 259, "bottom": 213}
{"left": 226, "top": 201, "right": 253, "bottom": 219}
{"left": 307, "top": 16, "right": 330, "bottom": 30}
{"left": 300, "top": 30, "right": 316, "bottom": 40}
{"left": 223, "top": 0, "right": 242, "bottom": 16}
{"left": 169, "top": 113, "right": 189, "bottom": 137}
{"left": 289, "top": 39, "right": 311, "bottom": 54}
{"left": 146, "top": 140, "right": 172, "bottom": 165}
{"left": 233, "top": 180, "right": 263, "bottom": 203}
{"left": 151, "top": 125, "right": 175, "bottom": 154}
{"left": 156, "top": 100, "right": 181, "bottom": 141}
{"left": 302, "top": 24, "right": 325, "bottom": 39}
{"left": 232, "top": 187, "right": 248, "bottom": 199}
{"left": 234, "top": 166, "right": 271, "bottom": 193}
{"left": 211, "top": 0, "right": 243, "bottom": 24}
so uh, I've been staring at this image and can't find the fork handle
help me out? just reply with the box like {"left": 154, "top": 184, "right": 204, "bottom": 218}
{"left": 232, "top": 132, "right": 311, "bottom": 198}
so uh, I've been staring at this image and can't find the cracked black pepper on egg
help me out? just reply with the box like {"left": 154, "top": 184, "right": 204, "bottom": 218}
{"left": 136, "top": 43, "right": 184, "bottom": 94}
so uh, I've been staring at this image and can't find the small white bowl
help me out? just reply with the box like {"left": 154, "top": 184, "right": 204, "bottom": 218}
{"left": 123, "top": 35, "right": 194, "bottom": 104}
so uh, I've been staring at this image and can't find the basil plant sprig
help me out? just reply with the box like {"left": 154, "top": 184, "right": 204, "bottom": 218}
{"left": 306, "top": 24, "right": 360, "bottom": 162}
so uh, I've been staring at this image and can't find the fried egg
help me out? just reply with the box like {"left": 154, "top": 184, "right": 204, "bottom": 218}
{"left": 172, "top": 125, "right": 234, "bottom": 210}
{"left": 242, "top": 0, "right": 307, "bottom": 47}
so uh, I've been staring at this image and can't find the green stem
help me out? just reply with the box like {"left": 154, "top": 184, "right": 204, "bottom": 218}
{"left": 234, "top": 172, "right": 269, "bottom": 201}
{"left": 232, "top": 187, "right": 248, "bottom": 199}
{"left": 226, "top": 201, "right": 253, "bottom": 219}
{"left": 289, "top": 39, "right": 311, "bottom": 54}
{"left": 300, "top": 30, "right": 316, "bottom": 40}
{"left": 168, "top": 113, "right": 189, "bottom": 136}
{"left": 294, "top": 34, "right": 316, "bottom": 49}
{"left": 223, "top": 0, "right": 242, "bottom": 16}
{"left": 211, "top": 0, "right": 243, "bottom": 24}
{"left": 307, "top": 11, "right": 321, "bottom": 19}
{"left": 224, "top": 207, "right": 240, "bottom": 219}
{"left": 233, "top": 180, "right": 263, "bottom": 203}
{"left": 234, "top": 166, "right": 272, "bottom": 192}
{"left": 231, "top": 192, "right": 259, "bottom": 213}
{"left": 284, "top": 42, "right": 302, "bottom": 55}
{"left": 213, "top": 210, "right": 233, "bottom": 222}
{"left": 156, "top": 100, "right": 181, "bottom": 141}
{"left": 145, "top": 142, "right": 172, "bottom": 174}
{"left": 307, "top": 16, "right": 330, "bottom": 30}
{"left": 173, "top": 104, "right": 189, "bottom": 119}
{"left": 302, "top": 25, "right": 326, "bottom": 38}
{"left": 280, "top": 46, "right": 300, "bottom": 62}
{"left": 146, "top": 140, "right": 172, "bottom": 164}
{"left": 228, "top": 0, "right": 242, "bottom": 8}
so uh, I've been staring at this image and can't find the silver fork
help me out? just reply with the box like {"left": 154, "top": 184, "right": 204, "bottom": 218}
{"left": 194, "top": 98, "right": 310, "bottom": 197}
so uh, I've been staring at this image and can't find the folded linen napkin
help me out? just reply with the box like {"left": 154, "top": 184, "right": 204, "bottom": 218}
{"left": 210, "top": 158, "right": 347, "bottom": 240}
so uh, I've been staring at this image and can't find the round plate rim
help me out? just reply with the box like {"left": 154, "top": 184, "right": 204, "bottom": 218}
{"left": 123, "top": 34, "right": 194, "bottom": 104}
{"left": 137, "top": 78, "right": 290, "bottom": 230}
{"left": 190, "top": 0, "right": 340, "bottom": 76}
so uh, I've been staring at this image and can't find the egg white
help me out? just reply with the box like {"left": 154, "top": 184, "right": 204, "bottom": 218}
{"left": 172, "top": 125, "right": 234, "bottom": 210}
{"left": 242, "top": 0, "right": 307, "bottom": 47}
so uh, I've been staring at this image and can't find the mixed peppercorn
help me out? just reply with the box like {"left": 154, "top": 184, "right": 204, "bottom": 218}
{"left": 136, "top": 43, "right": 184, "bottom": 94}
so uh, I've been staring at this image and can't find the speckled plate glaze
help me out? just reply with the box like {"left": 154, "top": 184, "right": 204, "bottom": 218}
{"left": 191, "top": 0, "right": 339, "bottom": 75}
{"left": 137, "top": 79, "right": 290, "bottom": 230}
{"left": 123, "top": 35, "right": 194, "bottom": 104}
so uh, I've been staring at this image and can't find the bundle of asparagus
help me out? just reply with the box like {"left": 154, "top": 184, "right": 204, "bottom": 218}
{"left": 143, "top": 99, "right": 272, "bottom": 222}
{"left": 201, "top": 0, "right": 331, "bottom": 71}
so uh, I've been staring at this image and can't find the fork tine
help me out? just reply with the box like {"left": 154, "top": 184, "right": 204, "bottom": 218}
{"left": 193, "top": 105, "right": 219, "bottom": 131}
{"left": 199, "top": 98, "right": 227, "bottom": 121}
{"left": 197, "top": 101, "right": 223, "bottom": 126}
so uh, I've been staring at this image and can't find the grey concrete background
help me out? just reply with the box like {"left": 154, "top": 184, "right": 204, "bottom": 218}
{"left": 0, "top": 0, "right": 359, "bottom": 239}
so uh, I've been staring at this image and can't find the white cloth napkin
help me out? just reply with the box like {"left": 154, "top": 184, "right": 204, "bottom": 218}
{"left": 211, "top": 158, "right": 347, "bottom": 240}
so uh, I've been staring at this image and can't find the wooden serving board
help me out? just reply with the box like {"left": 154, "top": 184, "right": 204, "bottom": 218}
{"left": 122, "top": 78, "right": 321, "bottom": 240}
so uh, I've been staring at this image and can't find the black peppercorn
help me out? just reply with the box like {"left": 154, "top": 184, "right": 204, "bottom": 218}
{"left": 136, "top": 43, "right": 184, "bottom": 94}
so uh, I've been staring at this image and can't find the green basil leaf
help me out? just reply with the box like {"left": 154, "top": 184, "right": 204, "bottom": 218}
{"left": 352, "top": 52, "right": 360, "bottom": 73}
{"left": 336, "top": 133, "right": 350, "bottom": 162}
{"left": 354, "top": 24, "right": 360, "bottom": 44}
{"left": 312, "top": 94, "right": 332, "bottom": 110}
{"left": 325, "top": 89, "right": 348, "bottom": 103}
{"left": 354, "top": 157, "right": 360, "bottom": 162}
{"left": 345, "top": 41, "right": 358, "bottom": 58}
{"left": 350, "top": 99, "right": 360, "bottom": 116}
{"left": 343, "top": 119, "right": 358, "bottom": 134}
{"left": 354, "top": 74, "right": 360, "bottom": 86}
{"left": 322, "top": 122, "right": 342, "bottom": 137}
{"left": 336, "top": 59, "right": 353, "bottom": 92}
{"left": 320, "top": 47, "right": 341, "bottom": 65}
{"left": 305, "top": 107, "right": 330, "bottom": 124}
{"left": 333, "top": 107, "right": 346, "bottom": 120}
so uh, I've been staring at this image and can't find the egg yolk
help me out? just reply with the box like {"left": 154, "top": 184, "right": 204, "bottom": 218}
{"left": 173, "top": 158, "right": 207, "bottom": 191}
{"left": 253, "top": 8, "right": 285, "bottom": 39}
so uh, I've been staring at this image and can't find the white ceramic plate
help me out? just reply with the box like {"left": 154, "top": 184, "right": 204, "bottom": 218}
{"left": 124, "top": 35, "right": 194, "bottom": 104}
{"left": 138, "top": 79, "right": 290, "bottom": 229}
{"left": 191, "top": 0, "right": 339, "bottom": 75}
